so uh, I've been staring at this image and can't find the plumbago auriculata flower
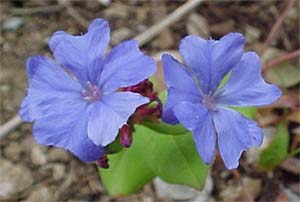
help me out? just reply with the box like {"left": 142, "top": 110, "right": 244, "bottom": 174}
{"left": 162, "top": 33, "right": 282, "bottom": 169}
{"left": 19, "top": 18, "right": 156, "bottom": 163}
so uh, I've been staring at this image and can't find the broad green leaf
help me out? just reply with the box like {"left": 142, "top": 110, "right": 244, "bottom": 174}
{"left": 143, "top": 121, "right": 187, "bottom": 135}
{"left": 258, "top": 122, "right": 289, "bottom": 170}
{"left": 99, "top": 130, "right": 155, "bottom": 196}
{"left": 99, "top": 125, "right": 209, "bottom": 196}
{"left": 231, "top": 106, "right": 257, "bottom": 119}
{"left": 136, "top": 125, "right": 209, "bottom": 190}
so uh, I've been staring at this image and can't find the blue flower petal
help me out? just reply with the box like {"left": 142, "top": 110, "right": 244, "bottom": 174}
{"left": 162, "top": 90, "right": 202, "bottom": 124}
{"left": 87, "top": 92, "right": 149, "bottom": 146}
{"left": 19, "top": 56, "right": 82, "bottom": 122}
{"left": 161, "top": 54, "right": 202, "bottom": 124}
{"left": 213, "top": 107, "right": 263, "bottom": 169}
{"left": 214, "top": 52, "right": 282, "bottom": 107}
{"left": 99, "top": 40, "right": 156, "bottom": 92}
{"left": 49, "top": 18, "right": 110, "bottom": 84}
{"left": 48, "top": 31, "right": 68, "bottom": 52}
{"left": 179, "top": 35, "right": 211, "bottom": 93}
{"left": 25, "top": 56, "right": 39, "bottom": 82}
{"left": 173, "top": 102, "right": 216, "bottom": 164}
{"left": 180, "top": 33, "right": 245, "bottom": 94}
{"left": 33, "top": 101, "right": 104, "bottom": 162}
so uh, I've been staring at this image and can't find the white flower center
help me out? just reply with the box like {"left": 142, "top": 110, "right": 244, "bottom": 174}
{"left": 81, "top": 81, "right": 102, "bottom": 102}
{"left": 202, "top": 93, "right": 217, "bottom": 111}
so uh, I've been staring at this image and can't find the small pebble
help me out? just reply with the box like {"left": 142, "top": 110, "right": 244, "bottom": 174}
{"left": 48, "top": 148, "right": 69, "bottom": 162}
{"left": 24, "top": 186, "right": 52, "bottom": 202}
{"left": 0, "top": 160, "right": 33, "bottom": 200}
{"left": 51, "top": 163, "right": 66, "bottom": 181}
{"left": 31, "top": 145, "right": 47, "bottom": 166}
{"left": 2, "top": 17, "right": 23, "bottom": 32}
{"left": 4, "top": 142, "right": 22, "bottom": 161}
{"left": 154, "top": 176, "right": 214, "bottom": 201}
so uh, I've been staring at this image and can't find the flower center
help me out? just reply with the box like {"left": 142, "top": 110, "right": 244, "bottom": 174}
{"left": 81, "top": 81, "right": 102, "bottom": 102}
{"left": 202, "top": 93, "right": 217, "bottom": 111}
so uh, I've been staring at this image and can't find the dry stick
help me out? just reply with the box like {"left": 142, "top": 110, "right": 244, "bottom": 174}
{"left": 0, "top": 115, "right": 22, "bottom": 138}
{"left": 263, "top": 50, "right": 300, "bottom": 72}
{"left": 259, "top": 0, "right": 297, "bottom": 56}
{"left": 53, "top": 161, "right": 75, "bottom": 200}
{"left": 11, "top": 5, "right": 62, "bottom": 15}
{"left": 58, "top": 0, "right": 89, "bottom": 28}
{"left": 232, "top": 169, "right": 255, "bottom": 202}
{"left": 134, "top": 0, "right": 203, "bottom": 46}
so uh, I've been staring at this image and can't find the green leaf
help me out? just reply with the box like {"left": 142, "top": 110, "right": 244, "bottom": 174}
{"left": 158, "top": 90, "right": 167, "bottom": 104}
{"left": 231, "top": 106, "right": 257, "bottom": 119}
{"left": 105, "top": 138, "right": 123, "bottom": 154}
{"left": 258, "top": 122, "right": 290, "bottom": 171}
{"left": 136, "top": 125, "right": 209, "bottom": 189}
{"left": 143, "top": 121, "right": 188, "bottom": 135}
{"left": 99, "top": 130, "right": 155, "bottom": 196}
{"left": 217, "top": 72, "right": 231, "bottom": 90}
{"left": 289, "top": 147, "right": 300, "bottom": 157}
{"left": 99, "top": 125, "right": 209, "bottom": 196}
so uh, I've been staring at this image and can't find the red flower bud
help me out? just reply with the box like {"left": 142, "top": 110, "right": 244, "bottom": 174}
{"left": 120, "top": 79, "right": 162, "bottom": 124}
{"left": 97, "top": 155, "right": 109, "bottom": 169}
{"left": 119, "top": 124, "right": 132, "bottom": 148}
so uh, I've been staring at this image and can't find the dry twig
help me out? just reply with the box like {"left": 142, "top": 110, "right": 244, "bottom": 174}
{"left": 134, "top": 0, "right": 203, "bottom": 46}
{"left": 11, "top": 5, "right": 62, "bottom": 15}
{"left": 53, "top": 161, "right": 75, "bottom": 200}
{"left": 259, "top": 0, "right": 297, "bottom": 55}
{"left": 58, "top": 0, "right": 89, "bottom": 28}
{"left": 0, "top": 115, "right": 22, "bottom": 138}
{"left": 263, "top": 50, "right": 300, "bottom": 72}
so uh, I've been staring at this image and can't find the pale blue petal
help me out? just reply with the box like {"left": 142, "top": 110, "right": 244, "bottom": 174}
{"left": 213, "top": 107, "right": 263, "bottom": 169}
{"left": 179, "top": 33, "right": 245, "bottom": 94}
{"left": 179, "top": 35, "right": 211, "bottom": 93}
{"left": 33, "top": 101, "right": 104, "bottom": 162}
{"left": 214, "top": 52, "right": 282, "bottom": 107}
{"left": 50, "top": 18, "right": 110, "bottom": 84}
{"left": 161, "top": 54, "right": 202, "bottom": 124}
{"left": 173, "top": 102, "right": 216, "bottom": 164}
{"left": 99, "top": 40, "right": 156, "bottom": 92}
{"left": 162, "top": 89, "right": 202, "bottom": 124}
{"left": 87, "top": 101, "right": 123, "bottom": 147}
{"left": 48, "top": 31, "right": 69, "bottom": 52}
{"left": 87, "top": 92, "right": 149, "bottom": 146}
{"left": 19, "top": 56, "right": 82, "bottom": 122}
{"left": 210, "top": 33, "right": 245, "bottom": 92}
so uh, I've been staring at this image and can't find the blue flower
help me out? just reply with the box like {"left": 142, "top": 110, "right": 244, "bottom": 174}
{"left": 162, "top": 33, "right": 282, "bottom": 169}
{"left": 19, "top": 18, "right": 156, "bottom": 162}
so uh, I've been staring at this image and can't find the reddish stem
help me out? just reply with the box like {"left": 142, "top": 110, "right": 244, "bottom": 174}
{"left": 263, "top": 50, "right": 300, "bottom": 72}
{"left": 259, "top": 0, "right": 296, "bottom": 56}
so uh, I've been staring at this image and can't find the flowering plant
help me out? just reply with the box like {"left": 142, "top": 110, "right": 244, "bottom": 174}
{"left": 162, "top": 33, "right": 281, "bottom": 169}
{"left": 20, "top": 18, "right": 281, "bottom": 195}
